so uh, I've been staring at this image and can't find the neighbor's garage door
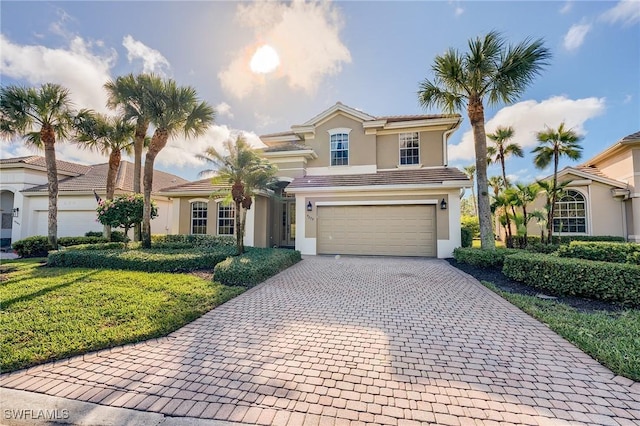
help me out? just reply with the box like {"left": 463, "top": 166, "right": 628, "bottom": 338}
{"left": 58, "top": 211, "right": 102, "bottom": 237}
{"left": 317, "top": 205, "right": 436, "bottom": 257}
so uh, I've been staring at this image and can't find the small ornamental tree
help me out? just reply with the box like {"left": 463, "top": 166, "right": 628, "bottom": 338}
{"left": 96, "top": 194, "right": 157, "bottom": 243}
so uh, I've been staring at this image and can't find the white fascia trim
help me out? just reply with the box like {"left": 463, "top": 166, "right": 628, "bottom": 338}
{"left": 301, "top": 103, "right": 376, "bottom": 126}
{"left": 262, "top": 150, "right": 317, "bottom": 160}
{"left": 316, "top": 200, "right": 438, "bottom": 207}
{"left": 0, "top": 163, "right": 80, "bottom": 177}
{"left": 188, "top": 198, "right": 210, "bottom": 203}
{"left": 288, "top": 181, "right": 470, "bottom": 193}
{"left": 566, "top": 179, "right": 593, "bottom": 186}
{"left": 260, "top": 135, "right": 300, "bottom": 143}
{"left": 556, "top": 167, "right": 627, "bottom": 188}
{"left": 362, "top": 120, "right": 387, "bottom": 129}
{"left": 306, "top": 165, "right": 377, "bottom": 176}
{"left": 156, "top": 191, "right": 216, "bottom": 197}
{"left": 328, "top": 127, "right": 352, "bottom": 135}
{"left": 290, "top": 125, "right": 315, "bottom": 134}
{"left": 383, "top": 117, "right": 460, "bottom": 130}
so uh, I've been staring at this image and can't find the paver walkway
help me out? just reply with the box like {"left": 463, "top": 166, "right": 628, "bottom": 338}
{"left": 2, "top": 257, "right": 639, "bottom": 425}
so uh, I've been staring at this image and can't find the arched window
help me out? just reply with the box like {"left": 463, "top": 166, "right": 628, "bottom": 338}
{"left": 191, "top": 201, "right": 208, "bottom": 234}
{"left": 553, "top": 190, "right": 586, "bottom": 233}
{"left": 217, "top": 202, "right": 235, "bottom": 236}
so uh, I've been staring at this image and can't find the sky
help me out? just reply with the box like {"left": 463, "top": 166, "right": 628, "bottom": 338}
{"left": 1, "top": 0, "right": 639, "bottom": 185}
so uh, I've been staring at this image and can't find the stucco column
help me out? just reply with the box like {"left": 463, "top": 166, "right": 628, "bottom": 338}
{"left": 631, "top": 197, "right": 640, "bottom": 242}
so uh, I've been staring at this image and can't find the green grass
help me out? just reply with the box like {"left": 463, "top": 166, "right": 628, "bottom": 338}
{"left": 0, "top": 259, "right": 244, "bottom": 373}
{"left": 482, "top": 281, "right": 640, "bottom": 381}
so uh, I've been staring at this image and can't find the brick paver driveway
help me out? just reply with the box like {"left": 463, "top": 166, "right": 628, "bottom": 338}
{"left": 2, "top": 257, "right": 639, "bottom": 425}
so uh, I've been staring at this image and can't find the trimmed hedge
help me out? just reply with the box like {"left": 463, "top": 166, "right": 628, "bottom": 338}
{"left": 627, "top": 252, "right": 640, "bottom": 266}
{"left": 67, "top": 242, "right": 129, "bottom": 251}
{"left": 557, "top": 241, "right": 640, "bottom": 264}
{"left": 460, "top": 227, "right": 473, "bottom": 248}
{"left": 503, "top": 252, "right": 640, "bottom": 306}
{"left": 452, "top": 247, "right": 521, "bottom": 269}
{"left": 525, "top": 235, "right": 626, "bottom": 245}
{"left": 84, "top": 230, "right": 128, "bottom": 242}
{"left": 12, "top": 236, "right": 51, "bottom": 257}
{"left": 214, "top": 248, "right": 302, "bottom": 288}
{"left": 47, "top": 247, "right": 236, "bottom": 272}
{"left": 151, "top": 234, "right": 235, "bottom": 247}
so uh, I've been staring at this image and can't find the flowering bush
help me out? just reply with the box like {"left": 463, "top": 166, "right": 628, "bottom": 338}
{"left": 96, "top": 194, "right": 157, "bottom": 240}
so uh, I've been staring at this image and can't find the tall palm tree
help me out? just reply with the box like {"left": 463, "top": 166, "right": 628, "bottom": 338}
{"left": 462, "top": 164, "right": 478, "bottom": 216}
{"left": 532, "top": 123, "right": 582, "bottom": 242}
{"left": 488, "top": 175, "right": 506, "bottom": 199}
{"left": 0, "top": 83, "right": 73, "bottom": 249}
{"left": 486, "top": 126, "right": 523, "bottom": 246}
{"left": 142, "top": 79, "right": 215, "bottom": 248}
{"left": 197, "top": 134, "right": 278, "bottom": 255}
{"left": 104, "top": 73, "right": 161, "bottom": 241}
{"left": 73, "top": 111, "right": 135, "bottom": 240}
{"left": 510, "top": 182, "right": 541, "bottom": 246}
{"left": 418, "top": 31, "right": 551, "bottom": 250}
{"left": 536, "top": 179, "right": 573, "bottom": 243}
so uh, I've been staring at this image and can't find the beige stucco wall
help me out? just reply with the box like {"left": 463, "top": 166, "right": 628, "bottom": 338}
{"left": 272, "top": 160, "right": 305, "bottom": 179}
{"left": 253, "top": 195, "right": 269, "bottom": 248}
{"left": 176, "top": 197, "right": 228, "bottom": 235}
{"left": 376, "top": 130, "right": 444, "bottom": 169}
{"left": 596, "top": 149, "right": 634, "bottom": 187}
{"left": 306, "top": 114, "right": 376, "bottom": 168}
{"left": 302, "top": 193, "right": 449, "bottom": 240}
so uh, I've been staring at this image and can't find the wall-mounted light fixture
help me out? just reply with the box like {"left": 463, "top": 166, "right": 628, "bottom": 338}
{"left": 440, "top": 199, "right": 447, "bottom": 210}
{"left": 12, "top": 207, "right": 19, "bottom": 217}
{"left": 306, "top": 201, "right": 313, "bottom": 212}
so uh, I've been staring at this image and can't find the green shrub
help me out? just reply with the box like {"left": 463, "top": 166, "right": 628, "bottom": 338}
{"left": 524, "top": 235, "right": 626, "bottom": 245}
{"left": 47, "top": 247, "right": 236, "bottom": 272}
{"left": 461, "top": 215, "right": 480, "bottom": 238}
{"left": 84, "top": 231, "right": 103, "bottom": 237}
{"left": 503, "top": 252, "right": 640, "bottom": 306}
{"left": 627, "top": 252, "right": 640, "bottom": 266}
{"left": 525, "top": 242, "right": 560, "bottom": 254}
{"left": 151, "top": 234, "right": 235, "bottom": 248}
{"left": 12, "top": 236, "right": 51, "bottom": 258}
{"left": 460, "top": 227, "right": 473, "bottom": 248}
{"left": 58, "top": 236, "right": 108, "bottom": 246}
{"left": 214, "top": 248, "right": 302, "bottom": 287}
{"left": 66, "top": 242, "right": 128, "bottom": 251}
{"left": 557, "top": 241, "right": 640, "bottom": 264}
{"left": 453, "top": 247, "right": 520, "bottom": 269}
{"left": 84, "top": 230, "right": 128, "bottom": 242}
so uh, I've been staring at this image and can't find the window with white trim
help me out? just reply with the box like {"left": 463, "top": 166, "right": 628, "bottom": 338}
{"left": 217, "top": 202, "right": 235, "bottom": 236}
{"left": 553, "top": 190, "right": 587, "bottom": 233}
{"left": 191, "top": 201, "right": 208, "bottom": 234}
{"left": 399, "top": 132, "right": 420, "bottom": 165}
{"left": 330, "top": 133, "right": 349, "bottom": 166}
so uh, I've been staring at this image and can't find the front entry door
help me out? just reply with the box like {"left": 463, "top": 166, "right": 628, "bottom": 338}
{"left": 280, "top": 200, "right": 296, "bottom": 247}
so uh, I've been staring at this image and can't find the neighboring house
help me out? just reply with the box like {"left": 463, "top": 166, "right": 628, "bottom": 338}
{"left": 514, "top": 131, "right": 639, "bottom": 242}
{"left": 160, "top": 102, "right": 469, "bottom": 258}
{"left": 0, "top": 156, "right": 187, "bottom": 246}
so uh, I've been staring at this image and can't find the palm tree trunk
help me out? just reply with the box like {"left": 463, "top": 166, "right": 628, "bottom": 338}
{"left": 468, "top": 98, "right": 495, "bottom": 250}
{"left": 241, "top": 207, "right": 248, "bottom": 254}
{"left": 235, "top": 201, "right": 242, "bottom": 255}
{"left": 500, "top": 155, "right": 516, "bottom": 248}
{"left": 470, "top": 178, "right": 478, "bottom": 217}
{"left": 104, "top": 149, "right": 121, "bottom": 241}
{"left": 548, "top": 150, "right": 560, "bottom": 243}
{"left": 133, "top": 121, "right": 147, "bottom": 242}
{"left": 142, "top": 130, "right": 168, "bottom": 249}
{"left": 42, "top": 125, "right": 58, "bottom": 249}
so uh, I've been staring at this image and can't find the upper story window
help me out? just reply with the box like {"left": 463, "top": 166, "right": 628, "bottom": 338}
{"left": 329, "top": 128, "right": 351, "bottom": 166}
{"left": 217, "top": 202, "right": 235, "bottom": 236}
{"left": 191, "top": 201, "right": 208, "bottom": 235}
{"left": 553, "top": 190, "right": 587, "bottom": 233}
{"left": 399, "top": 132, "right": 420, "bottom": 165}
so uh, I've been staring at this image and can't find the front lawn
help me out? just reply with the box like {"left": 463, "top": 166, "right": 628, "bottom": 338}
{"left": 0, "top": 259, "right": 244, "bottom": 373}
{"left": 482, "top": 282, "right": 640, "bottom": 381}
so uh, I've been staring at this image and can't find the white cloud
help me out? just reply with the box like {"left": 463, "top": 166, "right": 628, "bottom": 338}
{"left": 215, "top": 102, "right": 234, "bottom": 119}
{"left": 219, "top": 1, "right": 351, "bottom": 99}
{"left": 254, "top": 112, "right": 278, "bottom": 130}
{"left": 624, "top": 94, "right": 633, "bottom": 104}
{"left": 559, "top": 1, "right": 573, "bottom": 14}
{"left": 155, "top": 126, "right": 266, "bottom": 169}
{"left": 122, "top": 35, "right": 171, "bottom": 75}
{"left": 0, "top": 34, "right": 116, "bottom": 113}
{"left": 600, "top": 0, "right": 640, "bottom": 26}
{"left": 563, "top": 23, "right": 591, "bottom": 51}
{"left": 454, "top": 7, "right": 464, "bottom": 16}
{"left": 449, "top": 96, "right": 606, "bottom": 162}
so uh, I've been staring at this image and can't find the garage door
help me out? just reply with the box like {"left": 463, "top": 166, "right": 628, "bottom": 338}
{"left": 317, "top": 205, "right": 436, "bottom": 257}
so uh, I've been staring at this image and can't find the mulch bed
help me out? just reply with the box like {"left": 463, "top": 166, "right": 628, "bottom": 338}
{"left": 446, "top": 258, "right": 625, "bottom": 314}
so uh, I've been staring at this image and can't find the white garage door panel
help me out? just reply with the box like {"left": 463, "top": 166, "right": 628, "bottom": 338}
{"left": 317, "top": 205, "right": 436, "bottom": 257}
{"left": 58, "top": 211, "right": 102, "bottom": 237}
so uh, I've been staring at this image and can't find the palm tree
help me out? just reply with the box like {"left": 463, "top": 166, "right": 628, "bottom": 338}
{"left": 141, "top": 78, "right": 215, "bottom": 248}
{"left": 532, "top": 123, "right": 582, "bottom": 242}
{"left": 488, "top": 175, "right": 506, "bottom": 199}
{"left": 73, "top": 111, "right": 135, "bottom": 240}
{"left": 510, "top": 182, "right": 541, "bottom": 246}
{"left": 418, "top": 31, "right": 551, "bottom": 250}
{"left": 536, "top": 179, "right": 573, "bottom": 243}
{"left": 462, "top": 164, "right": 478, "bottom": 216}
{"left": 486, "top": 126, "right": 523, "bottom": 246}
{"left": 104, "top": 73, "right": 161, "bottom": 241}
{"left": 0, "top": 83, "right": 73, "bottom": 249}
{"left": 197, "top": 134, "right": 278, "bottom": 255}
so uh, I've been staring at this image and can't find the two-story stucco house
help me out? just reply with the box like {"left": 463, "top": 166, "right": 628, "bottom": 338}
{"left": 161, "top": 102, "right": 470, "bottom": 258}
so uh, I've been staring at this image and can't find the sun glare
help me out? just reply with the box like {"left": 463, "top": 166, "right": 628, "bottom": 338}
{"left": 250, "top": 45, "right": 280, "bottom": 74}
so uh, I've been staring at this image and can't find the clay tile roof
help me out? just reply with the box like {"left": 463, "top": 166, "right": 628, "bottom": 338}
{"left": 289, "top": 168, "right": 468, "bottom": 189}
{"left": 21, "top": 161, "right": 188, "bottom": 193}
{"left": 259, "top": 130, "right": 298, "bottom": 138}
{"left": 622, "top": 131, "right": 640, "bottom": 142}
{"left": 0, "top": 155, "right": 91, "bottom": 175}
{"left": 376, "top": 114, "right": 461, "bottom": 122}
{"left": 160, "top": 178, "right": 226, "bottom": 193}
{"left": 263, "top": 142, "right": 310, "bottom": 153}
{"left": 574, "top": 165, "right": 608, "bottom": 178}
